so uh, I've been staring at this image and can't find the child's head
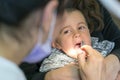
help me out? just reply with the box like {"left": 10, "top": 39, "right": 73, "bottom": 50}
{"left": 52, "top": 9, "right": 91, "bottom": 59}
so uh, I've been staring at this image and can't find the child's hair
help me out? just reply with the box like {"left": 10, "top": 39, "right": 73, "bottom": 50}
{"left": 64, "top": 0, "right": 104, "bottom": 33}
{"left": 63, "top": 8, "right": 89, "bottom": 31}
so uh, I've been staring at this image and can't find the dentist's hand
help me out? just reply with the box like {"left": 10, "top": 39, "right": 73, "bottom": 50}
{"left": 77, "top": 45, "right": 106, "bottom": 80}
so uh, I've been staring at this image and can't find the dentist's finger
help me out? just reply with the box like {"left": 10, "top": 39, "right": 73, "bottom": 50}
{"left": 77, "top": 51, "right": 86, "bottom": 69}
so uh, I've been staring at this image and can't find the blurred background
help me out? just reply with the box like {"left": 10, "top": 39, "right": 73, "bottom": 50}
{"left": 99, "top": 0, "right": 120, "bottom": 29}
{"left": 111, "top": 14, "right": 120, "bottom": 29}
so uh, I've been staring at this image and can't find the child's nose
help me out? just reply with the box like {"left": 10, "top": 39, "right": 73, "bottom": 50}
{"left": 74, "top": 33, "right": 80, "bottom": 38}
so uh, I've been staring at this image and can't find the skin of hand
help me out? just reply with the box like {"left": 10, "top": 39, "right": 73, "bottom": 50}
{"left": 77, "top": 45, "right": 106, "bottom": 80}
{"left": 45, "top": 45, "right": 120, "bottom": 80}
{"left": 45, "top": 64, "right": 81, "bottom": 80}
{"left": 115, "top": 71, "right": 120, "bottom": 80}
{"left": 104, "top": 54, "right": 120, "bottom": 80}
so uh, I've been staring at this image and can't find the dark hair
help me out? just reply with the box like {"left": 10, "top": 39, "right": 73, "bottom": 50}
{"left": 65, "top": 0, "right": 104, "bottom": 33}
{"left": 0, "top": 0, "right": 51, "bottom": 26}
{"left": 0, "top": 0, "right": 67, "bottom": 43}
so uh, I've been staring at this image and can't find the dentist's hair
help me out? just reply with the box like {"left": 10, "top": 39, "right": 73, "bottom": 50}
{"left": 0, "top": 0, "right": 50, "bottom": 26}
{"left": 0, "top": 0, "right": 66, "bottom": 43}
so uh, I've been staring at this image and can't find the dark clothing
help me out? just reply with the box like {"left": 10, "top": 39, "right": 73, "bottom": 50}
{"left": 19, "top": 63, "right": 40, "bottom": 80}
{"left": 91, "top": 2, "right": 120, "bottom": 60}
{"left": 19, "top": 2, "right": 120, "bottom": 80}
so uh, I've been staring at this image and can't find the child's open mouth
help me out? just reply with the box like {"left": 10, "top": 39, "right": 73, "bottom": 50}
{"left": 74, "top": 41, "right": 84, "bottom": 49}
{"left": 74, "top": 43, "right": 82, "bottom": 48}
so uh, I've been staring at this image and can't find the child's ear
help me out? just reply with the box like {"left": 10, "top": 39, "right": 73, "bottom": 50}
{"left": 52, "top": 41, "right": 61, "bottom": 49}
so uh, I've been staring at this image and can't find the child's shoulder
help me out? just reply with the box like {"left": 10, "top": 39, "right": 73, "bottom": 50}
{"left": 91, "top": 37, "right": 115, "bottom": 56}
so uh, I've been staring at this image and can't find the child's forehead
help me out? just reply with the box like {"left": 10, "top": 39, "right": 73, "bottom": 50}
{"left": 54, "top": 9, "right": 88, "bottom": 36}
{"left": 56, "top": 13, "right": 87, "bottom": 30}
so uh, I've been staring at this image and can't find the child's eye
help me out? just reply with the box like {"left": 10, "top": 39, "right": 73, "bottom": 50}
{"left": 78, "top": 26, "right": 86, "bottom": 30}
{"left": 63, "top": 30, "right": 71, "bottom": 34}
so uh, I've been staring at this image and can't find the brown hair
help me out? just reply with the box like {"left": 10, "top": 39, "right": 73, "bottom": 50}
{"left": 65, "top": 0, "right": 104, "bottom": 33}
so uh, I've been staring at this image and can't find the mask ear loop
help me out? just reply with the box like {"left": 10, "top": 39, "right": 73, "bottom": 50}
{"left": 39, "top": 10, "right": 57, "bottom": 44}
{"left": 47, "top": 10, "right": 57, "bottom": 43}
{"left": 38, "top": 10, "right": 57, "bottom": 54}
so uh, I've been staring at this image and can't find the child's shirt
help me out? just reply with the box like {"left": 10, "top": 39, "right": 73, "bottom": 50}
{"left": 40, "top": 37, "right": 115, "bottom": 72}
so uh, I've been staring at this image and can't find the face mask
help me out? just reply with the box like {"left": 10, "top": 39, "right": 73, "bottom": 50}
{"left": 23, "top": 10, "right": 57, "bottom": 63}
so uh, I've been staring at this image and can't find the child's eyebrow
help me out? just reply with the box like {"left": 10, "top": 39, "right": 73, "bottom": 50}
{"left": 77, "top": 22, "right": 87, "bottom": 26}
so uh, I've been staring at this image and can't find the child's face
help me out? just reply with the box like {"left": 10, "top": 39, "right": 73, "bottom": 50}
{"left": 53, "top": 10, "right": 91, "bottom": 59}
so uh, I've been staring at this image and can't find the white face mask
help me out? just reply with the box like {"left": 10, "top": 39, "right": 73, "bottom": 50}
{"left": 23, "top": 10, "right": 57, "bottom": 63}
